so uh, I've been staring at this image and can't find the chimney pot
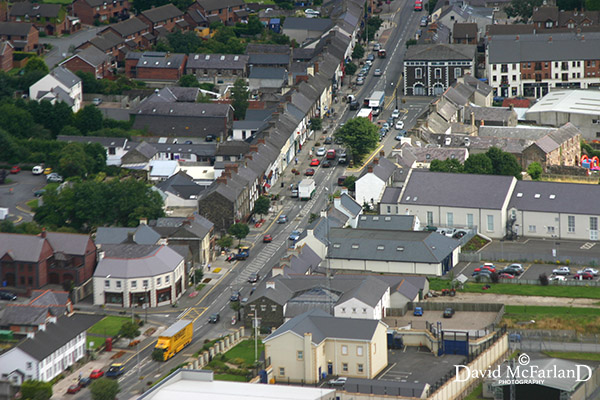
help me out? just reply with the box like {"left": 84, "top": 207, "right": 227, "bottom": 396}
{"left": 373, "top": 158, "right": 379, "bottom": 165}
{"left": 367, "top": 166, "right": 373, "bottom": 173}
{"left": 41, "top": 228, "right": 47, "bottom": 239}
{"left": 250, "top": 144, "right": 258, "bottom": 152}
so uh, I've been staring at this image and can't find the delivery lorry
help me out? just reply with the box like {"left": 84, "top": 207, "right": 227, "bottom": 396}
{"left": 357, "top": 108, "right": 373, "bottom": 121}
{"left": 298, "top": 178, "right": 316, "bottom": 200}
{"left": 154, "top": 319, "right": 193, "bottom": 361}
{"left": 364, "top": 91, "right": 385, "bottom": 116}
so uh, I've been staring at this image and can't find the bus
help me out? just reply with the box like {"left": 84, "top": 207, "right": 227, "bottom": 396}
{"left": 414, "top": 0, "right": 422, "bottom": 11}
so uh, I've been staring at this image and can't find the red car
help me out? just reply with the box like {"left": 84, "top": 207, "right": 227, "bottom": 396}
{"left": 90, "top": 369, "right": 104, "bottom": 379}
{"left": 263, "top": 234, "right": 272, "bottom": 243}
{"left": 574, "top": 272, "right": 594, "bottom": 280}
{"left": 309, "top": 158, "right": 320, "bottom": 166}
{"left": 474, "top": 264, "right": 496, "bottom": 273}
{"left": 10, "top": 166, "right": 20, "bottom": 174}
{"left": 67, "top": 384, "right": 82, "bottom": 394}
{"left": 499, "top": 273, "right": 515, "bottom": 279}
{"left": 305, "top": 168, "right": 315, "bottom": 176}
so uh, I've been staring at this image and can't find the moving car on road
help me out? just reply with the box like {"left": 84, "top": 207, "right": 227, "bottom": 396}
{"left": 395, "top": 120, "right": 404, "bottom": 130}
{"left": 309, "top": 158, "right": 320, "bottom": 166}
{"left": 374, "top": 68, "right": 382, "bottom": 76}
{"left": 208, "top": 313, "right": 220, "bottom": 323}
{"left": 263, "top": 234, "right": 272, "bottom": 243}
{"left": 289, "top": 230, "right": 301, "bottom": 241}
{"left": 106, "top": 363, "right": 125, "bottom": 378}
{"left": 277, "top": 215, "right": 288, "bottom": 224}
{"left": 10, "top": 166, "right": 20, "bottom": 174}
{"left": 305, "top": 168, "right": 315, "bottom": 176}
{"left": 248, "top": 272, "right": 260, "bottom": 283}
{"left": 316, "top": 147, "right": 326, "bottom": 156}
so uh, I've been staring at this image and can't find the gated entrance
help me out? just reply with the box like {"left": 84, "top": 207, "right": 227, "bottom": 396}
{"left": 440, "top": 330, "right": 469, "bottom": 356}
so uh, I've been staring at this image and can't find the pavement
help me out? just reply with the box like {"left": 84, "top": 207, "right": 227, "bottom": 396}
{"left": 51, "top": 351, "right": 114, "bottom": 398}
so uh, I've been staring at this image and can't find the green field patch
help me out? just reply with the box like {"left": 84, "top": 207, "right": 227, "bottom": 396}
{"left": 87, "top": 316, "right": 131, "bottom": 337}
{"left": 503, "top": 305, "right": 600, "bottom": 333}
{"left": 542, "top": 351, "right": 600, "bottom": 362}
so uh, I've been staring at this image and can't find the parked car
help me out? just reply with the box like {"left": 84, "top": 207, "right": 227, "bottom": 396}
{"left": 395, "top": 120, "right": 404, "bottom": 130}
{"left": 316, "top": 147, "right": 326, "bottom": 156}
{"left": 92, "top": 97, "right": 103, "bottom": 106}
{"left": 34, "top": 189, "right": 46, "bottom": 197}
{"left": 507, "top": 263, "right": 525, "bottom": 274}
{"left": 382, "top": 122, "right": 390, "bottom": 131}
{"left": 10, "top": 166, "right": 20, "bottom": 174}
{"left": 248, "top": 272, "right": 260, "bottom": 283}
{"left": 499, "top": 267, "right": 521, "bottom": 276}
{"left": 577, "top": 267, "right": 599, "bottom": 275}
{"left": 46, "top": 173, "right": 63, "bottom": 183}
{"left": 413, "top": 307, "right": 423, "bottom": 316}
{"left": 367, "top": 54, "right": 375, "bottom": 62}
{"left": 90, "top": 369, "right": 104, "bottom": 379}
{"left": 32, "top": 165, "right": 44, "bottom": 175}
{"left": 337, "top": 176, "right": 347, "bottom": 186}
{"left": 373, "top": 43, "right": 381, "bottom": 51}
{"left": 474, "top": 264, "right": 496, "bottom": 273}
{"left": 508, "top": 333, "right": 521, "bottom": 342}
{"left": 472, "top": 270, "right": 492, "bottom": 278}
{"left": 443, "top": 308, "right": 455, "bottom": 318}
{"left": 549, "top": 275, "right": 566, "bottom": 281}
{"left": 322, "top": 160, "right": 332, "bottom": 168}
{"left": 329, "top": 377, "right": 347, "bottom": 386}
{"left": 574, "top": 272, "right": 594, "bottom": 280}
{"left": 277, "top": 215, "right": 288, "bottom": 224}
{"left": 43, "top": 167, "right": 53, "bottom": 175}
{"left": 289, "top": 230, "right": 301, "bottom": 241}
{"left": 263, "top": 234, "right": 273, "bottom": 243}
{"left": 349, "top": 100, "right": 360, "bottom": 110}
{"left": 208, "top": 313, "right": 220, "bottom": 323}
{"left": 229, "top": 291, "right": 241, "bottom": 302}
{"left": 205, "top": 135, "right": 215, "bottom": 142}
{"left": 374, "top": 68, "right": 382, "bottom": 76}
{"left": 79, "top": 377, "right": 92, "bottom": 387}
{"left": 309, "top": 158, "right": 320, "bottom": 166}
{"left": 553, "top": 266, "right": 571, "bottom": 275}
{"left": 324, "top": 137, "right": 333, "bottom": 144}
{"left": 0, "top": 291, "right": 17, "bottom": 301}
{"left": 67, "top": 384, "right": 82, "bottom": 394}
{"left": 499, "top": 273, "right": 515, "bottom": 279}
{"left": 305, "top": 168, "right": 315, "bottom": 176}
{"left": 395, "top": 134, "right": 404, "bottom": 141}
{"left": 356, "top": 77, "right": 365, "bottom": 85}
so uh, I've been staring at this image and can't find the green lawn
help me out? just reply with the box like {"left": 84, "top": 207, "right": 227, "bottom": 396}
{"left": 429, "top": 278, "right": 600, "bottom": 299}
{"left": 86, "top": 336, "right": 104, "bottom": 350}
{"left": 506, "top": 305, "right": 600, "bottom": 316}
{"left": 215, "top": 374, "right": 248, "bottom": 381}
{"left": 542, "top": 351, "right": 600, "bottom": 362}
{"left": 464, "top": 383, "right": 483, "bottom": 400}
{"left": 42, "top": 0, "right": 73, "bottom": 4}
{"left": 223, "top": 339, "right": 263, "bottom": 365}
{"left": 87, "top": 316, "right": 130, "bottom": 337}
{"left": 26, "top": 199, "right": 38, "bottom": 209}
{"left": 243, "top": 0, "right": 275, "bottom": 4}
{"left": 503, "top": 305, "right": 600, "bottom": 333}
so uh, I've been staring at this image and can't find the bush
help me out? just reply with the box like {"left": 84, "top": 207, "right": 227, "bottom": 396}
{"left": 539, "top": 273, "right": 549, "bottom": 286}
{"left": 490, "top": 271, "right": 499, "bottom": 283}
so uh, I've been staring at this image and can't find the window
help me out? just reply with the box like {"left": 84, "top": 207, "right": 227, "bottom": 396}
{"left": 271, "top": 305, "right": 277, "bottom": 312}
{"left": 358, "top": 364, "right": 364, "bottom": 373}
{"left": 512, "top": 87, "right": 517, "bottom": 96}
{"left": 362, "top": 308, "right": 367, "bottom": 313}
{"left": 352, "top": 308, "right": 357, "bottom": 313}
{"left": 165, "top": 275, "right": 169, "bottom": 284}
{"left": 105, "top": 280, "right": 110, "bottom": 288}
{"left": 131, "top": 280, "right": 137, "bottom": 289}
{"left": 157, "top": 277, "right": 161, "bottom": 286}
{"left": 547, "top": 226, "right": 555, "bottom": 234}
{"left": 467, "top": 214, "right": 474, "bottom": 228}
{"left": 341, "top": 345, "right": 348, "bottom": 355}
{"left": 116, "top": 280, "right": 121, "bottom": 289}
{"left": 297, "top": 351, "right": 303, "bottom": 360}
{"left": 342, "top": 363, "right": 348, "bottom": 372}
{"left": 447, "top": 212, "right": 454, "bottom": 227}
{"left": 434, "top": 68, "right": 442, "bottom": 79}
{"left": 454, "top": 68, "right": 461, "bottom": 78}
{"left": 279, "top": 367, "right": 285, "bottom": 376}
{"left": 415, "top": 68, "right": 422, "bottom": 79}
{"left": 492, "top": 75, "right": 497, "bottom": 82}
{"left": 341, "top": 307, "right": 346, "bottom": 313}
{"left": 260, "top": 305, "right": 266, "bottom": 312}
{"left": 487, "top": 215, "right": 494, "bottom": 231}
{"left": 387, "top": 205, "right": 391, "bottom": 213}
{"left": 568, "top": 216, "right": 575, "bottom": 233}
{"left": 357, "top": 346, "right": 363, "bottom": 356}
{"left": 143, "top": 280, "right": 149, "bottom": 288}
{"left": 26, "top": 362, "right": 32, "bottom": 370}
{"left": 590, "top": 217, "right": 598, "bottom": 231}
{"left": 528, "top": 225, "right": 536, "bottom": 233}
{"left": 427, "top": 211, "right": 433, "bottom": 226}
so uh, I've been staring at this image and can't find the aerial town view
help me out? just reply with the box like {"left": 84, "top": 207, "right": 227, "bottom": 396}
{"left": 2, "top": 0, "right": 600, "bottom": 398}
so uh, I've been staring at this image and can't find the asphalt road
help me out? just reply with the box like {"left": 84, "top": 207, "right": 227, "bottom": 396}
{"left": 41, "top": 26, "right": 103, "bottom": 68}
{"left": 0, "top": 169, "right": 46, "bottom": 223}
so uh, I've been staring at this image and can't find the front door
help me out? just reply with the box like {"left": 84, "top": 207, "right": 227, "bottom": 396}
{"left": 327, "top": 362, "right": 333, "bottom": 375}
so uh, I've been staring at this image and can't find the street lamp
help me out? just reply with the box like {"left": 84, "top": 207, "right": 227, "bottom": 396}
{"left": 143, "top": 283, "right": 149, "bottom": 323}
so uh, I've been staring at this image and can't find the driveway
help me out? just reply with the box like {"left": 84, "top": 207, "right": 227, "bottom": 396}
{"left": 41, "top": 26, "right": 103, "bottom": 68}
{"left": 0, "top": 169, "right": 46, "bottom": 223}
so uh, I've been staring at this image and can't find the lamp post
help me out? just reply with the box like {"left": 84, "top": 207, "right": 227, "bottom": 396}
{"left": 144, "top": 283, "right": 148, "bottom": 323}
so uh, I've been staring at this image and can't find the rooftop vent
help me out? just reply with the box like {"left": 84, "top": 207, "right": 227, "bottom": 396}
{"left": 385, "top": 216, "right": 391, "bottom": 221}
{"left": 377, "top": 245, "right": 385, "bottom": 250}
{"left": 333, "top": 243, "right": 341, "bottom": 248}
{"left": 549, "top": 194, "right": 556, "bottom": 199}
{"left": 396, "top": 246, "right": 404, "bottom": 251}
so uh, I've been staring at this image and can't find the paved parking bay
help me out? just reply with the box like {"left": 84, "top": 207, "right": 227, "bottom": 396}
{"left": 384, "top": 311, "right": 498, "bottom": 332}
{"left": 452, "top": 261, "right": 600, "bottom": 283}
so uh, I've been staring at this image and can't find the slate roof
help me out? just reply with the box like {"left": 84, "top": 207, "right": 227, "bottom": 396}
{"left": 150, "top": 214, "right": 213, "bottom": 239}
{"left": 45, "top": 232, "right": 91, "bottom": 256}
{"left": 156, "top": 170, "right": 204, "bottom": 199}
{"left": 50, "top": 66, "right": 81, "bottom": 88}
{"left": 95, "top": 224, "right": 161, "bottom": 245}
{"left": 400, "top": 170, "right": 515, "bottom": 209}
{"left": 338, "top": 193, "right": 361, "bottom": 217}
{"left": 509, "top": 180, "right": 600, "bottom": 215}
{"left": 195, "top": 0, "right": 245, "bottom": 12}
{"left": 486, "top": 24, "right": 535, "bottom": 36}
{"left": 356, "top": 214, "right": 416, "bottom": 231}
{"left": 141, "top": 4, "right": 183, "bottom": 23}
{"left": 379, "top": 187, "right": 402, "bottom": 204}
{"left": 405, "top": 43, "right": 476, "bottom": 61}
{"left": 328, "top": 228, "right": 460, "bottom": 263}
{"left": 1, "top": 306, "right": 49, "bottom": 327}
{"left": 363, "top": 157, "right": 397, "bottom": 182}
{"left": 135, "top": 101, "right": 230, "bottom": 117}
{"left": 105, "top": 17, "right": 149, "bottom": 37}
{"left": 488, "top": 32, "right": 600, "bottom": 63}
{"left": 248, "top": 53, "right": 289, "bottom": 66}
{"left": 186, "top": 53, "right": 248, "bottom": 70}
{"left": 336, "top": 276, "right": 389, "bottom": 307}
{"left": 409, "top": 147, "right": 469, "bottom": 163}
{"left": 283, "top": 17, "right": 334, "bottom": 32}
{"left": 0, "top": 22, "right": 34, "bottom": 36}
{"left": 94, "top": 245, "right": 184, "bottom": 278}
{"left": 265, "top": 309, "right": 381, "bottom": 344}
{"left": 453, "top": 22, "right": 478, "bottom": 40}
{"left": 245, "top": 43, "right": 291, "bottom": 54}
{"left": 10, "top": 2, "right": 61, "bottom": 18}
{"left": 136, "top": 52, "right": 186, "bottom": 69}
{"left": 88, "top": 31, "right": 124, "bottom": 52}
{"left": 280, "top": 245, "right": 322, "bottom": 276}
{"left": 17, "top": 314, "right": 103, "bottom": 361}
{"left": 66, "top": 46, "right": 110, "bottom": 67}
{"left": 464, "top": 105, "right": 516, "bottom": 124}
{"left": 248, "top": 66, "right": 287, "bottom": 80}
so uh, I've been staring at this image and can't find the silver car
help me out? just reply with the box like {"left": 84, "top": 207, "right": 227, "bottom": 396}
{"left": 316, "top": 147, "right": 326, "bottom": 156}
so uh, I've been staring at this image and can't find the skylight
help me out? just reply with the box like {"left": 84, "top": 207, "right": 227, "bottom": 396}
{"left": 516, "top": 193, "right": 523, "bottom": 197}
{"left": 352, "top": 244, "right": 359, "bottom": 249}
{"left": 534, "top": 194, "right": 541, "bottom": 198}
{"left": 377, "top": 245, "right": 385, "bottom": 250}
{"left": 549, "top": 194, "right": 556, "bottom": 199}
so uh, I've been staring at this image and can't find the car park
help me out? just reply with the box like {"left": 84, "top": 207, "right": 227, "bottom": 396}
{"left": 263, "top": 234, "right": 272, "bottom": 243}
{"left": 305, "top": 168, "right": 315, "bottom": 176}
{"left": 472, "top": 270, "right": 492, "bottom": 278}
{"left": 316, "top": 147, "right": 326, "bottom": 156}
{"left": 443, "top": 308, "right": 455, "bottom": 318}
{"left": 90, "top": 369, "right": 104, "bottom": 379}
{"left": 413, "top": 307, "right": 423, "bottom": 316}
{"left": 574, "top": 272, "right": 594, "bottom": 280}
{"left": 67, "top": 384, "right": 82, "bottom": 394}
{"left": 309, "top": 158, "right": 320, "bottom": 166}
{"left": 277, "top": 215, "right": 288, "bottom": 224}
{"left": 10, "top": 166, "right": 20, "bottom": 174}
{"left": 32, "top": 165, "right": 44, "bottom": 175}
{"left": 374, "top": 68, "right": 382, "bottom": 76}
{"left": 248, "top": 272, "right": 260, "bottom": 283}
{"left": 395, "top": 120, "right": 404, "bottom": 130}
{"left": 577, "top": 267, "right": 598, "bottom": 275}
{"left": 499, "top": 266, "right": 521, "bottom": 276}
{"left": 391, "top": 109, "right": 400, "bottom": 119}
{"left": 208, "top": 313, "right": 220, "bottom": 323}
{"left": 289, "top": 230, "right": 301, "bottom": 241}
{"left": 553, "top": 266, "right": 570, "bottom": 275}
{"left": 0, "top": 291, "right": 17, "bottom": 301}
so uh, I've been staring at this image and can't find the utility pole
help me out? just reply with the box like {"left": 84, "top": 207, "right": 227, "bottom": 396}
{"left": 254, "top": 310, "right": 258, "bottom": 365}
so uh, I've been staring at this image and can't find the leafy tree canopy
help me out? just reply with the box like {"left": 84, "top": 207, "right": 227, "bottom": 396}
{"left": 228, "top": 223, "right": 250, "bottom": 244}
{"left": 527, "top": 161, "right": 543, "bottom": 180}
{"left": 89, "top": 378, "right": 120, "bottom": 400}
{"left": 231, "top": 78, "right": 249, "bottom": 120}
{"left": 463, "top": 153, "right": 493, "bottom": 175}
{"left": 335, "top": 117, "right": 379, "bottom": 164}
{"left": 429, "top": 158, "right": 464, "bottom": 173}
{"left": 252, "top": 196, "right": 270, "bottom": 216}
{"left": 119, "top": 321, "right": 140, "bottom": 340}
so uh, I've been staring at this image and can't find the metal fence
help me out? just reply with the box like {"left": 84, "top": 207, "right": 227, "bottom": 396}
{"left": 487, "top": 278, "right": 600, "bottom": 287}
{"left": 481, "top": 250, "right": 600, "bottom": 266}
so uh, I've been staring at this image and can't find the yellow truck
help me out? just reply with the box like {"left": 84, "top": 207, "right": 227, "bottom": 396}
{"left": 154, "top": 319, "right": 193, "bottom": 361}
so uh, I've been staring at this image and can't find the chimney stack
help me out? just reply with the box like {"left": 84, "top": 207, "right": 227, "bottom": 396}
{"left": 216, "top": 176, "right": 228, "bottom": 184}
{"left": 373, "top": 158, "right": 379, "bottom": 165}
{"left": 379, "top": 150, "right": 385, "bottom": 157}
{"left": 41, "top": 228, "right": 46, "bottom": 239}
{"left": 257, "top": 138, "right": 265, "bottom": 144}
{"left": 250, "top": 144, "right": 259, "bottom": 152}
{"left": 314, "top": 62, "right": 319, "bottom": 73}
{"left": 367, "top": 166, "right": 373, "bottom": 173}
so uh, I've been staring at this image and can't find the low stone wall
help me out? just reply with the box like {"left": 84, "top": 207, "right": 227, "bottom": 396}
{"left": 182, "top": 327, "right": 246, "bottom": 370}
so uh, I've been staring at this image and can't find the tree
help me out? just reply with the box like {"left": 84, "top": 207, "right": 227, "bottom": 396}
{"left": 231, "top": 78, "right": 249, "bottom": 120}
{"left": 362, "top": 17, "right": 383, "bottom": 41}
{"left": 309, "top": 117, "right": 322, "bottom": 131}
{"left": 429, "top": 158, "right": 464, "bottom": 173}
{"left": 406, "top": 39, "right": 417, "bottom": 48}
{"left": 505, "top": 0, "right": 543, "bottom": 22}
{"left": 464, "top": 153, "right": 493, "bottom": 175}
{"left": 345, "top": 62, "right": 358, "bottom": 76}
{"left": 342, "top": 175, "right": 357, "bottom": 191}
{"left": 119, "top": 321, "right": 140, "bottom": 343}
{"left": 252, "top": 196, "right": 270, "bottom": 218}
{"left": 216, "top": 235, "right": 233, "bottom": 250}
{"left": 0, "top": 103, "right": 37, "bottom": 139}
{"left": 352, "top": 43, "right": 364, "bottom": 60}
{"left": 335, "top": 117, "right": 379, "bottom": 164}
{"left": 194, "top": 269, "right": 204, "bottom": 285}
{"left": 89, "top": 378, "right": 120, "bottom": 400}
{"left": 178, "top": 74, "right": 200, "bottom": 87}
{"left": 486, "top": 147, "right": 522, "bottom": 179}
{"left": 527, "top": 162, "right": 543, "bottom": 180}
{"left": 74, "top": 105, "right": 103, "bottom": 134}
{"left": 24, "top": 57, "right": 49, "bottom": 75}
{"left": 228, "top": 223, "right": 250, "bottom": 245}
{"left": 587, "top": 0, "right": 600, "bottom": 10}
{"left": 230, "top": 300, "right": 241, "bottom": 320}
{"left": 151, "top": 348, "right": 165, "bottom": 362}
{"left": 21, "top": 380, "right": 52, "bottom": 400}
{"left": 58, "top": 142, "right": 89, "bottom": 178}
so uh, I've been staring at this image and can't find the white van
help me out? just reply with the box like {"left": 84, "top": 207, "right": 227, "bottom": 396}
{"left": 32, "top": 165, "right": 44, "bottom": 175}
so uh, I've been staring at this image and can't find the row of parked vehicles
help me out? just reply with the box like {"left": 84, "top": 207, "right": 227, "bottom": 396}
{"left": 471, "top": 263, "right": 599, "bottom": 281}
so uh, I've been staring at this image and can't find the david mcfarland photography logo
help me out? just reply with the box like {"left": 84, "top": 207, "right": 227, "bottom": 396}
{"left": 454, "top": 353, "right": 592, "bottom": 385}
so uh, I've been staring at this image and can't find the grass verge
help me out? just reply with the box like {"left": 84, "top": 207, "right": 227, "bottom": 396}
{"left": 464, "top": 383, "right": 483, "bottom": 400}
{"left": 215, "top": 373, "right": 248, "bottom": 381}
{"left": 87, "top": 316, "right": 130, "bottom": 337}
{"left": 542, "top": 351, "right": 600, "bottom": 361}
{"left": 503, "top": 305, "right": 600, "bottom": 333}
{"left": 26, "top": 199, "right": 38, "bottom": 209}
{"left": 223, "top": 339, "right": 263, "bottom": 365}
